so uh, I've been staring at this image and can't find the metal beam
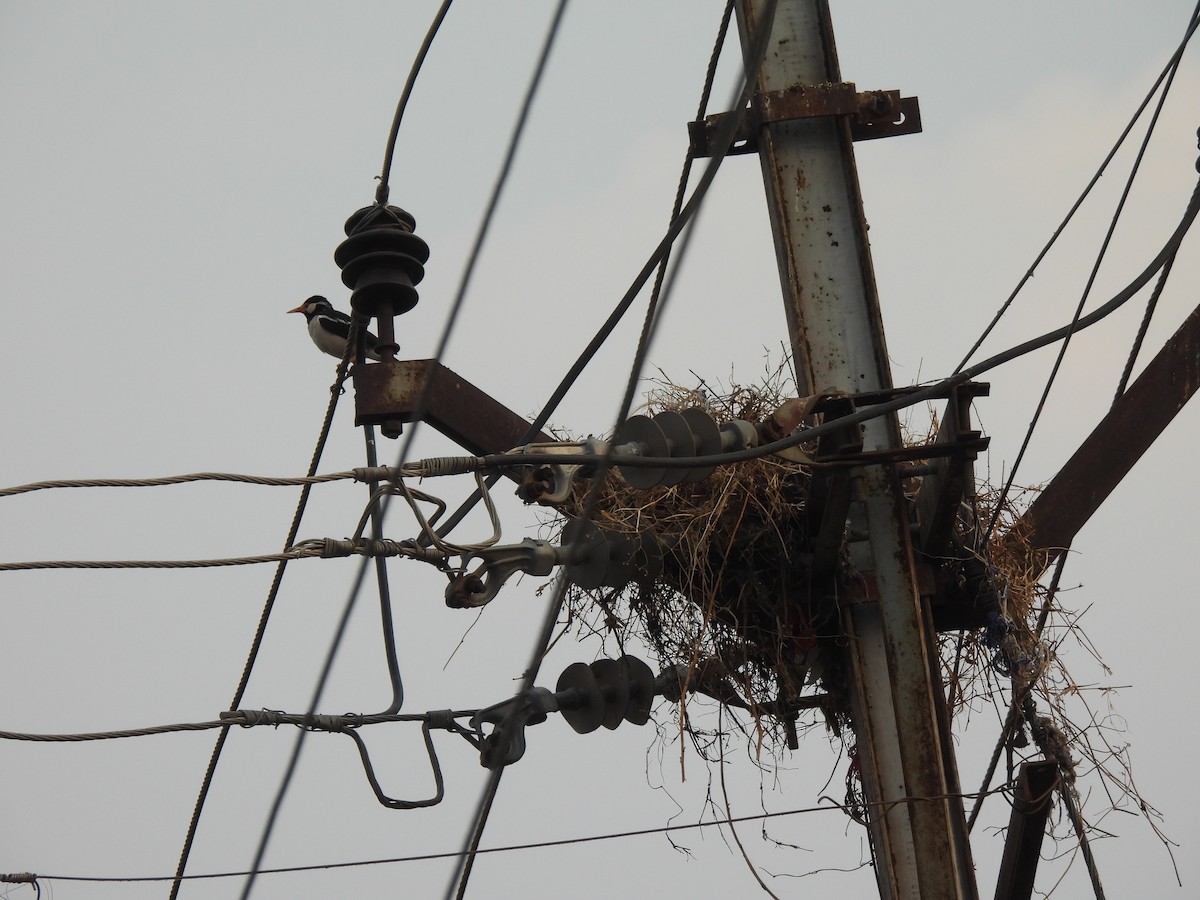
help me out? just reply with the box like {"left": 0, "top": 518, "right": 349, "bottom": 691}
{"left": 993, "top": 762, "right": 1059, "bottom": 900}
{"left": 736, "top": 2, "right": 977, "bottom": 897}
{"left": 1017, "top": 298, "right": 1200, "bottom": 560}
{"left": 352, "top": 358, "right": 551, "bottom": 455}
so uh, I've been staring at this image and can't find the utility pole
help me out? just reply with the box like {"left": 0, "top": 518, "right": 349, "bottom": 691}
{"left": 733, "top": 2, "right": 978, "bottom": 896}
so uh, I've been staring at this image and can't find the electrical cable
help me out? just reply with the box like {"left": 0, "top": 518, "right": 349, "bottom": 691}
{"left": 168, "top": 353, "right": 355, "bottom": 900}
{"left": 0, "top": 471, "right": 355, "bottom": 497}
{"left": 477, "top": 175, "right": 1200, "bottom": 475}
{"left": 1060, "top": 772, "right": 1108, "bottom": 900}
{"left": 966, "top": 552, "right": 1069, "bottom": 832}
{"left": 953, "top": 5, "right": 1200, "bottom": 375}
{"left": 0, "top": 533, "right": 468, "bottom": 571}
{"left": 1113, "top": 251, "right": 1176, "bottom": 400}
{"left": 445, "top": 4, "right": 778, "bottom": 897}
{"left": 631, "top": 0, "right": 736, "bottom": 412}
{"left": 610, "top": 0, "right": 734, "bottom": 441}
{"left": 56, "top": 3, "right": 1190, "bottom": 897}
{"left": 361, "top": 425, "right": 405, "bottom": 714}
{"left": 966, "top": 92, "right": 1195, "bottom": 829}
{"left": 426, "top": 0, "right": 740, "bottom": 548}
{"left": 0, "top": 710, "right": 439, "bottom": 742}
{"left": 0, "top": 550, "right": 319, "bottom": 571}
{"left": 375, "top": 0, "right": 454, "bottom": 204}
{"left": 984, "top": 12, "right": 1195, "bottom": 541}
{"left": 24, "top": 786, "right": 1015, "bottom": 886}
{"left": 237, "top": 7, "right": 568, "bottom": 897}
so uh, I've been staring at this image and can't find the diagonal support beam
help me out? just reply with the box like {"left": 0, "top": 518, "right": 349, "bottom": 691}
{"left": 993, "top": 761, "right": 1059, "bottom": 900}
{"left": 352, "top": 358, "right": 551, "bottom": 455}
{"left": 1016, "top": 299, "right": 1200, "bottom": 561}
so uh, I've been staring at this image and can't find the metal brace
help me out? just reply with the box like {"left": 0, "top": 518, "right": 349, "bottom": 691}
{"left": 689, "top": 82, "right": 922, "bottom": 157}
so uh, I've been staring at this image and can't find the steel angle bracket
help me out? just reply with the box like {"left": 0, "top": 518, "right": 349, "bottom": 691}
{"left": 994, "top": 761, "right": 1060, "bottom": 900}
{"left": 914, "top": 381, "right": 990, "bottom": 557}
{"left": 352, "top": 358, "right": 551, "bottom": 459}
{"left": 688, "top": 82, "right": 921, "bottom": 157}
{"left": 806, "top": 395, "right": 863, "bottom": 577}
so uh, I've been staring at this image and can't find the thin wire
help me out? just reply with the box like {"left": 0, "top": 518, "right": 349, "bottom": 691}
{"left": 427, "top": 0, "right": 739, "bottom": 547}
{"left": 954, "top": 5, "right": 1200, "bottom": 374}
{"left": 0, "top": 535, "right": 459, "bottom": 570}
{"left": 375, "top": 0, "right": 454, "bottom": 204}
{"left": 0, "top": 551, "right": 317, "bottom": 571}
{"left": 167, "top": 354, "right": 354, "bottom": 900}
{"left": 238, "top": 7, "right": 568, "bottom": 897}
{"left": 637, "top": 0, "right": 735, "bottom": 370}
{"left": 966, "top": 552, "right": 1069, "bottom": 832}
{"left": 0, "top": 471, "right": 355, "bottom": 497}
{"left": 1114, "top": 250, "right": 1177, "bottom": 399}
{"left": 32, "top": 786, "right": 1014, "bottom": 885}
{"left": 1, "top": 721, "right": 229, "bottom": 741}
{"left": 984, "top": 12, "right": 1194, "bottom": 541}
{"left": 362, "top": 425, "right": 404, "bottom": 713}
{"left": 481, "top": 176, "right": 1200, "bottom": 474}
{"left": 1060, "top": 776, "right": 1108, "bottom": 899}
{"left": 0, "top": 711, "right": 435, "bottom": 742}
{"left": 447, "top": 5, "right": 778, "bottom": 897}
{"left": 610, "top": 0, "right": 734, "bottom": 430}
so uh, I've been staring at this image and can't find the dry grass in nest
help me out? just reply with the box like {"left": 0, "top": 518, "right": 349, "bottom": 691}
{"left": 547, "top": 365, "right": 1117, "bottom": 788}
{"left": 550, "top": 364, "right": 843, "bottom": 744}
{"left": 543, "top": 364, "right": 1162, "bottom": 861}
{"left": 940, "top": 484, "right": 1051, "bottom": 717}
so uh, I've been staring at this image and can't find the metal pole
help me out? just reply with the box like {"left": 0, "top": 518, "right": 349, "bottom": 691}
{"left": 735, "top": 2, "right": 977, "bottom": 896}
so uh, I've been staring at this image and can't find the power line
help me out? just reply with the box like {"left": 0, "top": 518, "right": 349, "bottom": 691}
{"left": 0, "top": 535, "right": 458, "bottom": 572}
{"left": 446, "top": 3, "right": 779, "bottom": 897}
{"left": 953, "top": 4, "right": 1200, "bottom": 375}
{"left": 167, "top": 355, "right": 355, "bottom": 900}
{"left": 0, "top": 470, "right": 356, "bottom": 497}
{"left": 476, "top": 177, "right": 1199, "bottom": 475}
{"left": 237, "top": 6, "right": 569, "bottom": 896}
{"left": 23, "top": 786, "right": 1015, "bottom": 886}
{"left": 375, "top": 0, "right": 454, "bottom": 205}
{"left": 0, "top": 459, "right": 484, "bottom": 501}
{"left": 0, "top": 710, "right": 436, "bottom": 743}
{"left": 360, "top": 426, "right": 405, "bottom": 715}
{"left": 0, "top": 550, "right": 316, "bottom": 572}
{"left": 985, "top": 2, "right": 1199, "bottom": 540}
{"left": 1114, "top": 251, "right": 1176, "bottom": 399}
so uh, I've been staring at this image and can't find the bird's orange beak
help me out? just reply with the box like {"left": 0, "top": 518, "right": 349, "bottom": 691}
{"left": 287, "top": 303, "right": 307, "bottom": 314}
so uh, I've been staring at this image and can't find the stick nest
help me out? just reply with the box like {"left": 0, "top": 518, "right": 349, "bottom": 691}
{"left": 551, "top": 364, "right": 847, "bottom": 743}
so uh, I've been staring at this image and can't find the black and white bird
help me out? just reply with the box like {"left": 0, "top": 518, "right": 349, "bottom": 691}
{"left": 288, "top": 295, "right": 381, "bottom": 362}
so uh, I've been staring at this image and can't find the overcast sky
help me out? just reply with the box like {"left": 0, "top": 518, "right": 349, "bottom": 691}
{"left": 2, "top": 2, "right": 1199, "bottom": 898}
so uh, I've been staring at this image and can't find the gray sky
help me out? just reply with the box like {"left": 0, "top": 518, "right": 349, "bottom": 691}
{"left": 2, "top": 2, "right": 1199, "bottom": 897}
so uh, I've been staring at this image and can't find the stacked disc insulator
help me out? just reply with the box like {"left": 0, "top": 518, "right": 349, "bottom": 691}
{"left": 612, "top": 409, "right": 756, "bottom": 489}
{"left": 334, "top": 204, "right": 430, "bottom": 319}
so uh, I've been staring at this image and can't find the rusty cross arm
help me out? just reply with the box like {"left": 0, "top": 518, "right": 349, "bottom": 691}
{"left": 353, "top": 358, "right": 551, "bottom": 457}
{"left": 1014, "top": 298, "right": 1200, "bottom": 564}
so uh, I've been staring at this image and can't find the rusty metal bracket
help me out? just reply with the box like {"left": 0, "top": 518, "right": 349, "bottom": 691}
{"left": 914, "top": 382, "right": 990, "bottom": 557}
{"left": 353, "top": 359, "right": 551, "bottom": 455}
{"left": 994, "top": 761, "right": 1060, "bottom": 900}
{"left": 806, "top": 396, "right": 862, "bottom": 577}
{"left": 1016, "top": 297, "right": 1200, "bottom": 569}
{"left": 688, "top": 83, "right": 921, "bottom": 157}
